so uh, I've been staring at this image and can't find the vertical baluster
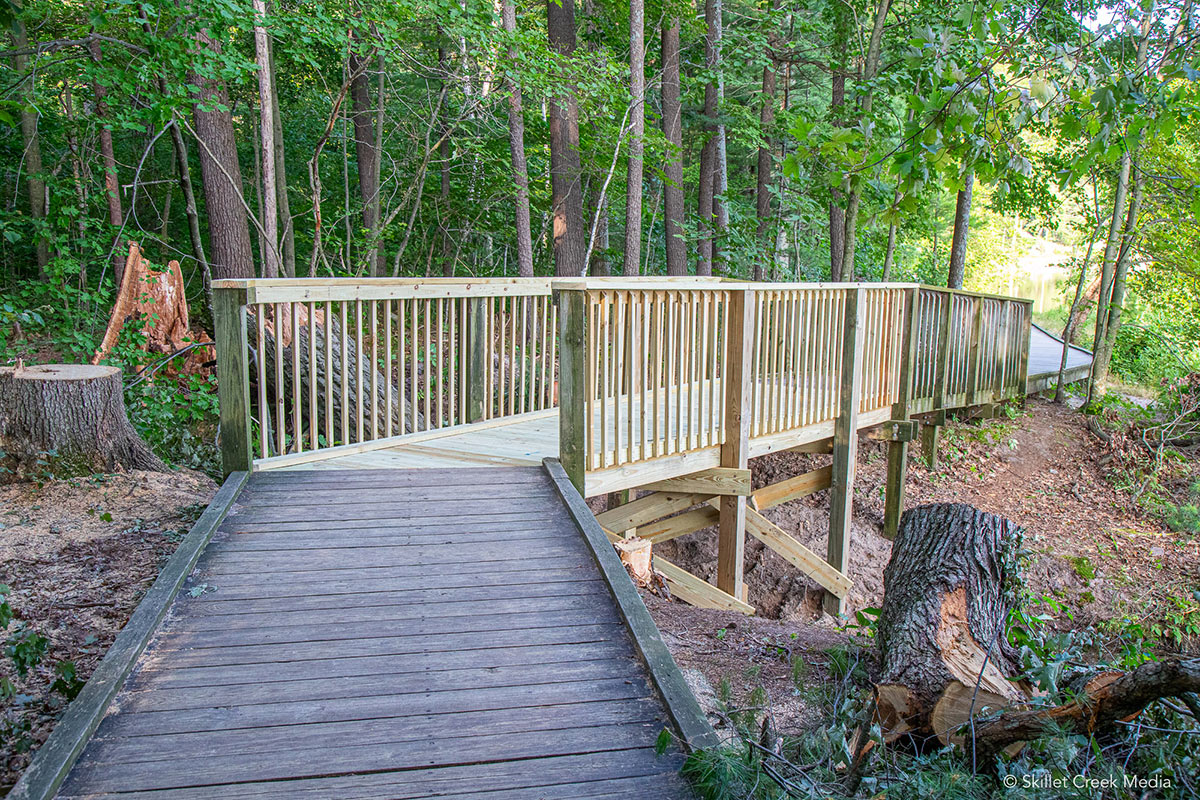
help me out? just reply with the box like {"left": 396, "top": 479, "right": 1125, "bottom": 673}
{"left": 408, "top": 298, "right": 418, "bottom": 432}
{"left": 448, "top": 297, "right": 457, "bottom": 427}
{"left": 291, "top": 303, "right": 302, "bottom": 452}
{"left": 709, "top": 293, "right": 720, "bottom": 446}
{"left": 273, "top": 303, "right": 285, "bottom": 454}
{"left": 641, "top": 292, "right": 652, "bottom": 459}
{"left": 352, "top": 300, "right": 362, "bottom": 443}
{"left": 698, "top": 293, "right": 710, "bottom": 449}
{"left": 323, "top": 301, "right": 333, "bottom": 445}
{"left": 436, "top": 298, "right": 445, "bottom": 428}
{"left": 339, "top": 302, "right": 349, "bottom": 444}
{"left": 423, "top": 299, "right": 432, "bottom": 430}
{"left": 308, "top": 302, "right": 318, "bottom": 450}
{"left": 255, "top": 308, "right": 268, "bottom": 458}
{"left": 397, "top": 298, "right": 406, "bottom": 435}
{"left": 384, "top": 300, "right": 393, "bottom": 438}
{"left": 370, "top": 300, "right": 378, "bottom": 441}
{"left": 586, "top": 298, "right": 597, "bottom": 468}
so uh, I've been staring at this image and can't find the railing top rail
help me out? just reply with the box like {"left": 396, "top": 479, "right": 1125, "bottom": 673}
{"left": 210, "top": 276, "right": 1033, "bottom": 307}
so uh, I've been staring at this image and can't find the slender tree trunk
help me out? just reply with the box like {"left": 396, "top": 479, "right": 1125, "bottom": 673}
{"left": 437, "top": 46, "right": 453, "bottom": 277}
{"left": 755, "top": 55, "right": 777, "bottom": 281}
{"left": 1054, "top": 238, "right": 1096, "bottom": 403}
{"left": 253, "top": 0, "right": 281, "bottom": 277}
{"left": 87, "top": 40, "right": 126, "bottom": 283}
{"left": 1089, "top": 5, "right": 1154, "bottom": 403}
{"left": 946, "top": 171, "right": 974, "bottom": 289}
{"left": 712, "top": 0, "right": 728, "bottom": 273}
{"left": 268, "top": 34, "right": 296, "bottom": 277}
{"left": 501, "top": 0, "right": 535, "bottom": 277}
{"left": 1092, "top": 170, "right": 1143, "bottom": 392}
{"left": 349, "top": 32, "right": 383, "bottom": 276}
{"left": 191, "top": 31, "right": 255, "bottom": 280}
{"left": 840, "top": 0, "right": 891, "bottom": 282}
{"left": 661, "top": 18, "right": 685, "bottom": 276}
{"left": 12, "top": 21, "right": 48, "bottom": 275}
{"left": 828, "top": 71, "right": 845, "bottom": 281}
{"left": 696, "top": 0, "right": 720, "bottom": 276}
{"left": 547, "top": 0, "right": 587, "bottom": 276}
{"left": 622, "top": 0, "right": 645, "bottom": 276}
{"left": 590, "top": 195, "right": 610, "bottom": 275}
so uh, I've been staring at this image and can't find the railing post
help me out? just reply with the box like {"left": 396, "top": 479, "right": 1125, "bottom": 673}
{"left": 213, "top": 286, "right": 253, "bottom": 477}
{"left": 1016, "top": 300, "right": 1033, "bottom": 401}
{"left": 883, "top": 287, "right": 919, "bottom": 541}
{"left": 922, "top": 291, "right": 954, "bottom": 469}
{"left": 825, "top": 286, "right": 865, "bottom": 617}
{"left": 556, "top": 288, "right": 588, "bottom": 493}
{"left": 717, "top": 287, "right": 754, "bottom": 602}
{"left": 466, "top": 297, "right": 488, "bottom": 423}
{"left": 966, "top": 296, "right": 984, "bottom": 407}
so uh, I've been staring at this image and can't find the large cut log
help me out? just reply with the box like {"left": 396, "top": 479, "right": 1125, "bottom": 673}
{"left": 0, "top": 364, "right": 167, "bottom": 475}
{"left": 875, "top": 503, "right": 1028, "bottom": 744}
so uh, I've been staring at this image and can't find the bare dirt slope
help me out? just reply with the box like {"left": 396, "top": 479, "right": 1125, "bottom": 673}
{"left": 0, "top": 469, "right": 215, "bottom": 789}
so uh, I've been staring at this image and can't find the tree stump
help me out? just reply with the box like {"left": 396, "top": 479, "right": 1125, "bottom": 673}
{"left": 0, "top": 364, "right": 167, "bottom": 476}
{"left": 875, "top": 503, "right": 1028, "bottom": 744}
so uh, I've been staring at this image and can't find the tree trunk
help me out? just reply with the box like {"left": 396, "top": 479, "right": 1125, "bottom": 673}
{"left": 755, "top": 54, "right": 777, "bottom": 281}
{"left": 839, "top": 0, "right": 891, "bottom": 283}
{"left": 253, "top": 0, "right": 281, "bottom": 278}
{"left": 661, "top": 18, "right": 686, "bottom": 277}
{"left": 622, "top": 0, "right": 645, "bottom": 276}
{"left": 696, "top": 0, "right": 720, "bottom": 277}
{"left": 876, "top": 503, "right": 1027, "bottom": 744}
{"left": 191, "top": 31, "right": 255, "bottom": 280}
{"left": 88, "top": 39, "right": 126, "bottom": 284}
{"left": 268, "top": 35, "right": 296, "bottom": 277}
{"left": 829, "top": 69, "right": 845, "bottom": 281}
{"left": 1054, "top": 236, "right": 1098, "bottom": 403}
{"left": 0, "top": 365, "right": 167, "bottom": 475}
{"left": 1092, "top": 169, "right": 1144, "bottom": 395}
{"left": 947, "top": 171, "right": 974, "bottom": 289}
{"left": 547, "top": 0, "right": 587, "bottom": 277}
{"left": 501, "top": 0, "right": 535, "bottom": 277}
{"left": 349, "top": 31, "right": 383, "bottom": 277}
{"left": 712, "top": 0, "right": 728, "bottom": 274}
{"left": 589, "top": 193, "right": 610, "bottom": 275}
{"left": 12, "top": 20, "right": 49, "bottom": 274}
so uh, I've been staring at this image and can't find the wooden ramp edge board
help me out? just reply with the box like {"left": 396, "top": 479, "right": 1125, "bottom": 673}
{"left": 543, "top": 458, "right": 721, "bottom": 751}
{"left": 9, "top": 472, "right": 250, "bottom": 800}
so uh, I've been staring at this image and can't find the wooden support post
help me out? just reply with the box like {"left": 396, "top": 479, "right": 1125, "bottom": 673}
{"left": 717, "top": 287, "right": 754, "bottom": 600}
{"left": 556, "top": 288, "right": 588, "bottom": 493}
{"left": 466, "top": 297, "right": 488, "bottom": 423}
{"left": 883, "top": 287, "right": 919, "bottom": 540}
{"left": 825, "top": 286, "right": 865, "bottom": 617}
{"left": 213, "top": 287, "right": 252, "bottom": 477}
{"left": 1017, "top": 301, "right": 1033, "bottom": 401}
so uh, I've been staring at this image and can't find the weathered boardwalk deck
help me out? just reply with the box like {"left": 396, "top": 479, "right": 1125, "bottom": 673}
{"left": 22, "top": 466, "right": 706, "bottom": 799}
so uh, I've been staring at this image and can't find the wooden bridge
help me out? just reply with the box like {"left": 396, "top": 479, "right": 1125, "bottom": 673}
{"left": 15, "top": 277, "right": 1089, "bottom": 799}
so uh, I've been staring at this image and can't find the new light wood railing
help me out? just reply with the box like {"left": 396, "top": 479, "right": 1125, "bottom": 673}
{"left": 213, "top": 278, "right": 1032, "bottom": 485}
{"left": 212, "top": 278, "right": 556, "bottom": 470}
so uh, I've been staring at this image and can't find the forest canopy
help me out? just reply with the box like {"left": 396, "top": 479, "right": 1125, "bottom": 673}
{"left": 1, "top": 0, "right": 1198, "bottom": 394}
